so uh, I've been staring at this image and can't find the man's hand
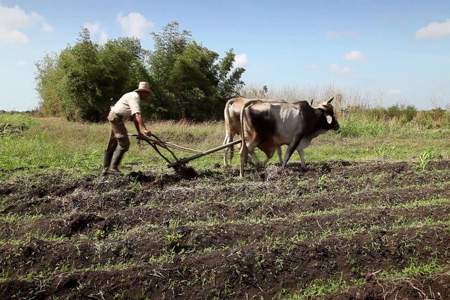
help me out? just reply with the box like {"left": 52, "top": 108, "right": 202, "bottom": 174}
{"left": 133, "top": 113, "right": 151, "bottom": 139}
{"left": 137, "top": 130, "right": 150, "bottom": 140}
{"left": 143, "top": 129, "right": 152, "bottom": 137}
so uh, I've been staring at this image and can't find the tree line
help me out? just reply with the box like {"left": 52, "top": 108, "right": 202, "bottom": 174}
{"left": 36, "top": 22, "right": 245, "bottom": 122}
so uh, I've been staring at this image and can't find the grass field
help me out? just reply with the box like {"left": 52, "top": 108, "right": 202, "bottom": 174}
{"left": 0, "top": 112, "right": 449, "bottom": 299}
{"left": 1, "top": 111, "right": 448, "bottom": 180}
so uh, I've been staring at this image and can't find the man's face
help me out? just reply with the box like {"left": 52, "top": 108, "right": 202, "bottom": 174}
{"left": 138, "top": 91, "right": 150, "bottom": 100}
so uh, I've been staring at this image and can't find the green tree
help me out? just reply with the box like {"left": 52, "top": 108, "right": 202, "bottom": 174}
{"left": 57, "top": 28, "right": 104, "bottom": 121}
{"left": 35, "top": 53, "right": 64, "bottom": 116}
{"left": 36, "top": 29, "right": 151, "bottom": 122}
{"left": 148, "top": 22, "right": 245, "bottom": 120}
{"left": 36, "top": 22, "right": 245, "bottom": 122}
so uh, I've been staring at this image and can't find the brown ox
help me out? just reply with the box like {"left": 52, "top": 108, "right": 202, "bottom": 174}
{"left": 239, "top": 97, "right": 339, "bottom": 177}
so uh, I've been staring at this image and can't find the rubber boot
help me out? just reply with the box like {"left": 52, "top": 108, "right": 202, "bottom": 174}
{"left": 102, "top": 150, "right": 115, "bottom": 175}
{"left": 110, "top": 148, "right": 127, "bottom": 175}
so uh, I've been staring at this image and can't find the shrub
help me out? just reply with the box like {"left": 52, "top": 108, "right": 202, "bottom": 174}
{"left": 338, "top": 119, "right": 387, "bottom": 137}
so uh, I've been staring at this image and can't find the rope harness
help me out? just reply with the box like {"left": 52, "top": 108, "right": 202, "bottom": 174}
{"left": 131, "top": 133, "right": 230, "bottom": 169}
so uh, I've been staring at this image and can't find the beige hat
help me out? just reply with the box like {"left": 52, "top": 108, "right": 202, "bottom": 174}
{"left": 135, "top": 81, "right": 151, "bottom": 92}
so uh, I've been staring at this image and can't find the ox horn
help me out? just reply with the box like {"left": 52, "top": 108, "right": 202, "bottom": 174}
{"left": 327, "top": 97, "right": 334, "bottom": 104}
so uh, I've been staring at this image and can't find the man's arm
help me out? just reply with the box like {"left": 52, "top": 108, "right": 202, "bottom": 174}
{"left": 133, "top": 113, "right": 151, "bottom": 137}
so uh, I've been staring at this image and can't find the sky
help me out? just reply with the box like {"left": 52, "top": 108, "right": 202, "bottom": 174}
{"left": 1, "top": 0, "right": 450, "bottom": 110}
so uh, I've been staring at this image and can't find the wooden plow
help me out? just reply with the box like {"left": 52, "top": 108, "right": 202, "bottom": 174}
{"left": 131, "top": 133, "right": 241, "bottom": 171}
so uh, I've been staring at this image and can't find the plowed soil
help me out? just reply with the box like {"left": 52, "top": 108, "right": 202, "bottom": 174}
{"left": 1, "top": 160, "right": 449, "bottom": 299}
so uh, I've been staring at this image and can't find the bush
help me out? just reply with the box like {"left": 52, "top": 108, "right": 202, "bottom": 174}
{"left": 344, "top": 105, "right": 448, "bottom": 129}
{"left": 338, "top": 119, "right": 387, "bottom": 138}
{"left": 415, "top": 108, "right": 449, "bottom": 129}
{"left": 0, "top": 113, "right": 39, "bottom": 136}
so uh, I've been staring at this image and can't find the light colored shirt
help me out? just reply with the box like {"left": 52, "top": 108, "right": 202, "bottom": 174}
{"left": 111, "top": 91, "right": 141, "bottom": 119}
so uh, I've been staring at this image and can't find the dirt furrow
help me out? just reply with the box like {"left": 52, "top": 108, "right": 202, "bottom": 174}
{"left": 1, "top": 161, "right": 448, "bottom": 216}
{"left": 327, "top": 272, "right": 450, "bottom": 300}
{"left": 1, "top": 225, "right": 449, "bottom": 299}
{"left": 1, "top": 204, "right": 449, "bottom": 278}
{"left": 1, "top": 184, "right": 448, "bottom": 241}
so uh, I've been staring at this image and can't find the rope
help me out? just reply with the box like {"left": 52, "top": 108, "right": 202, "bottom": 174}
{"left": 163, "top": 142, "right": 203, "bottom": 154}
{"left": 131, "top": 134, "right": 230, "bottom": 159}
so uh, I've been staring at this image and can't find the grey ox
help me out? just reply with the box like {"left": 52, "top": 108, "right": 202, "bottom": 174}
{"left": 239, "top": 97, "right": 339, "bottom": 177}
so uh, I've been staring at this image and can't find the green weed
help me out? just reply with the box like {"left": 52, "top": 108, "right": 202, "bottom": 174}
{"left": 380, "top": 259, "right": 443, "bottom": 280}
{"left": 375, "top": 144, "right": 398, "bottom": 159}
{"left": 284, "top": 278, "right": 348, "bottom": 299}
{"left": 318, "top": 174, "right": 328, "bottom": 191}
{"left": 415, "top": 149, "right": 441, "bottom": 171}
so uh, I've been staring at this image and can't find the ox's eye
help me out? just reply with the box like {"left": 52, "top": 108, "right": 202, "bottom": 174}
{"left": 326, "top": 115, "right": 333, "bottom": 124}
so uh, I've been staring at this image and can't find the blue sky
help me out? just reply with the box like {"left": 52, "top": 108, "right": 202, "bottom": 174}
{"left": 1, "top": 0, "right": 450, "bottom": 110}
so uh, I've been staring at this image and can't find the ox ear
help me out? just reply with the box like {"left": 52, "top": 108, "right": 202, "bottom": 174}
{"left": 327, "top": 97, "right": 334, "bottom": 105}
{"left": 326, "top": 115, "right": 333, "bottom": 124}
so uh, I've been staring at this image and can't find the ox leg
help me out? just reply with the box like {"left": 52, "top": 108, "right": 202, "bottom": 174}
{"left": 297, "top": 138, "right": 310, "bottom": 168}
{"left": 223, "top": 134, "right": 230, "bottom": 166}
{"left": 240, "top": 142, "right": 259, "bottom": 177}
{"left": 248, "top": 151, "right": 259, "bottom": 167}
{"left": 282, "top": 136, "right": 302, "bottom": 168}
{"left": 276, "top": 146, "right": 283, "bottom": 165}
{"left": 261, "top": 148, "right": 276, "bottom": 167}
{"left": 240, "top": 141, "right": 249, "bottom": 177}
{"left": 224, "top": 134, "right": 235, "bottom": 167}
{"left": 298, "top": 148, "right": 306, "bottom": 168}
{"left": 229, "top": 135, "right": 236, "bottom": 164}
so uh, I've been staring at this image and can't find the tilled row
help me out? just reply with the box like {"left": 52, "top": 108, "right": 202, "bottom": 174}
{"left": 1, "top": 161, "right": 449, "bottom": 216}
{"left": 326, "top": 272, "right": 450, "bottom": 300}
{"left": 1, "top": 184, "right": 448, "bottom": 240}
{"left": 1, "top": 203, "right": 449, "bottom": 278}
{"left": 1, "top": 225, "right": 449, "bottom": 299}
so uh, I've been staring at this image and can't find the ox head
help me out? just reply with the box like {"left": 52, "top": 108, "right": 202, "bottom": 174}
{"left": 318, "top": 97, "right": 340, "bottom": 131}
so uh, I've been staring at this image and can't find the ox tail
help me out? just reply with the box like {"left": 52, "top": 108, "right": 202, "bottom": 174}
{"left": 239, "top": 99, "right": 261, "bottom": 175}
{"left": 223, "top": 98, "right": 236, "bottom": 165}
{"left": 224, "top": 98, "right": 235, "bottom": 141}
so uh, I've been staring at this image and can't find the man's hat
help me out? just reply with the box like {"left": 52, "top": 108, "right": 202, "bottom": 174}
{"left": 135, "top": 82, "right": 151, "bottom": 93}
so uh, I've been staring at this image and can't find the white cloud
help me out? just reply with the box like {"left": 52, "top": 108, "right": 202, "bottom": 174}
{"left": 99, "top": 31, "right": 108, "bottom": 45}
{"left": 416, "top": 19, "right": 450, "bottom": 39}
{"left": 84, "top": 22, "right": 100, "bottom": 34}
{"left": 330, "top": 64, "right": 352, "bottom": 75}
{"left": 117, "top": 12, "right": 152, "bottom": 39}
{"left": 84, "top": 22, "right": 108, "bottom": 44}
{"left": 327, "top": 31, "right": 358, "bottom": 39}
{"left": 344, "top": 50, "right": 364, "bottom": 61}
{"left": 0, "top": 5, "right": 52, "bottom": 44}
{"left": 234, "top": 53, "right": 248, "bottom": 68}
{"left": 30, "top": 12, "right": 53, "bottom": 32}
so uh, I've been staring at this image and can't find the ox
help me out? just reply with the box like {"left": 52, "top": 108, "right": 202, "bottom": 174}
{"left": 239, "top": 97, "right": 339, "bottom": 177}
{"left": 223, "top": 97, "right": 314, "bottom": 166}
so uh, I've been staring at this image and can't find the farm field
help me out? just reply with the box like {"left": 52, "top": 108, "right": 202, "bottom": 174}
{"left": 1, "top": 113, "right": 450, "bottom": 299}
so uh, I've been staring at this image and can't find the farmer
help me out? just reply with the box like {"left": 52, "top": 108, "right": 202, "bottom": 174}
{"left": 102, "top": 82, "right": 152, "bottom": 175}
